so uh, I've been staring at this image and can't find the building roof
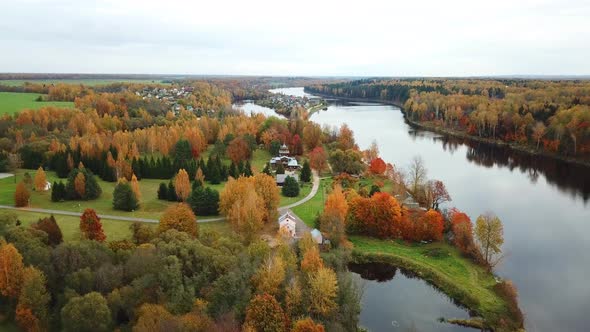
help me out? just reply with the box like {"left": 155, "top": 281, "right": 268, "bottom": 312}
{"left": 276, "top": 174, "right": 299, "bottom": 184}
{"left": 278, "top": 211, "right": 296, "bottom": 223}
{"left": 310, "top": 229, "right": 323, "bottom": 244}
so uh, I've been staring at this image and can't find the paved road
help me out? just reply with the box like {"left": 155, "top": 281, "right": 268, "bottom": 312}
{"left": 0, "top": 171, "right": 320, "bottom": 225}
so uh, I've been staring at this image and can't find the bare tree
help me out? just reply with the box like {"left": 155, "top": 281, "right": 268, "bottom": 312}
{"left": 408, "top": 156, "right": 427, "bottom": 195}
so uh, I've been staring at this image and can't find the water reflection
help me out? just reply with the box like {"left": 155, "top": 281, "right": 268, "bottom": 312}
{"left": 348, "top": 262, "right": 476, "bottom": 332}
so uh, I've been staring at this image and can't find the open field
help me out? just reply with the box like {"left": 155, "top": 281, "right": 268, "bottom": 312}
{"left": 350, "top": 236, "right": 519, "bottom": 329}
{"left": 8, "top": 210, "right": 231, "bottom": 243}
{"left": 0, "top": 92, "right": 74, "bottom": 114}
{"left": 0, "top": 79, "right": 170, "bottom": 87}
{"left": 291, "top": 178, "right": 332, "bottom": 227}
{"left": 0, "top": 169, "right": 207, "bottom": 219}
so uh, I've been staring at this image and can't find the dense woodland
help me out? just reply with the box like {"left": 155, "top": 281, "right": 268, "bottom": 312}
{"left": 307, "top": 79, "right": 590, "bottom": 159}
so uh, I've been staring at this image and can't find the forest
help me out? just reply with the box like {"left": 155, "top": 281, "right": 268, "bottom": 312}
{"left": 307, "top": 79, "right": 590, "bottom": 161}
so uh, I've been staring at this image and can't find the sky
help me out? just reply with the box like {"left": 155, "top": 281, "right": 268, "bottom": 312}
{"left": 1, "top": 0, "right": 589, "bottom": 76}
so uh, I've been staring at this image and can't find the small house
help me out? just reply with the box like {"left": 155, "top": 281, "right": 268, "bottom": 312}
{"left": 278, "top": 212, "right": 297, "bottom": 237}
{"left": 279, "top": 143, "right": 290, "bottom": 156}
{"left": 310, "top": 229, "right": 323, "bottom": 244}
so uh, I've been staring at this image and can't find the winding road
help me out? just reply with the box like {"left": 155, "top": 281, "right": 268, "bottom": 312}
{"left": 0, "top": 171, "right": 320, "bottom": 224}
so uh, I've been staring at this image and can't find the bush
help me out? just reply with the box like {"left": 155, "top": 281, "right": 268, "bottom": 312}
{"left": 282, "top": 176, "right": 300, "bottom": 197}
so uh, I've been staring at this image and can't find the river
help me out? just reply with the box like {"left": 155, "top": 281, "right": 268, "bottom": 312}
{"left": 237, "top": 87, "right": 590, "bottom": 332}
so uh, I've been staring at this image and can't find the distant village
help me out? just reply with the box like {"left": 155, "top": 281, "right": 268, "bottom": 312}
{"left": 256, "top": 93, "right": 325, "bottom": 116}
{"left": 135, "top": 86, "right": 202, "bottom": 114}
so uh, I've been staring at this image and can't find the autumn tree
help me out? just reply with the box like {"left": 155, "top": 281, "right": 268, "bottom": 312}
{"left": 365, "top": 140, "right": 380, "bottom": 163}
{"left": 475, "top": 212, "right": 504, "bottom": 268}
{"left": 252, "top": 255, "right": 286, "bottom": 297}
{"left": 158, "top": 203, "right": 198, "bottom": 237}
{"left": 253, "top": 173, "right": 281, "bottom": 223}
{"left": 130, "top": 174, "right": 141, "bottom": 201}
{"left": 16, "top": 267, "right": 50, "bottom": 332}
{"left": 0, "top": 242, "right": 24, "bottom": 299}
{"left": 450, "top": 209, "right": 476, "bottom": 255}
{"left": 300, "top": 246, "right": 324, "bottom": 274}
{"left": 308, "top": 267, "right": 338, "bottom": 318}
{"left": 302, "top": 122, "right": 322, "bottom": 150}
{"left": 74, "top": 172, "right": 86, "bottom": 198}
{"left": 228, "top": 190, "right": 264, "bottom": 242}
{"left": 14, "top": 181, "right": 30, "bottom": 207}
{"left": 195, "top": 167, "right": 205, "bottom": 186}
{"left": 31, "top": 215, "right": 63, "bottom": 246}
{"left": 337, "top": 124, "right": 356, "bottom": 150}
{"left": 349, "top": 192, "right": 403, "bottom": 239}
{"left": 227, "top": 137, "right": 251, "bottom": 163}
{"left": 175, "top": 168, "right": 191, "bottom": 201}
{"left": 320, "top": 185, "right": 348, "bottom": 245}
{"left": 61, "top": 292, "right": 112, "bottom": 332}
{"left": 292, "top": 317, "right": 325, "bottom": 332}
{"left": 133, "top": 303, "right": 174, "bottom": 332}
{"left": 244, "top": 294, "right": 286, "bottom": 332}
{"left": 309, "top": 146, "right": 328, "bottom": 174}
{"left": 532, "top": 121, "right": 547, "bottom": 149}
{"left": 426, "top": 180, "right": 451, "bottom": 210}
{"left": 33, "top": 166, "right": 47, "bottom": 191}
{"left": 418, "top": 209, "right": 445, "bottom": 241}
{"left": 79, "top": 208, "right": 106, "bottom": 242}
{"left": 369, "top": 157, "right": 387, "bottom": 175}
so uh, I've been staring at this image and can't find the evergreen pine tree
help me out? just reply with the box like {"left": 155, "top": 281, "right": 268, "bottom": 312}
{"left": 157, "top": 182, "right": 168, "bottom": 200}
{"left": 131, "top": 158, "right": 142, "bottom": 180}
{"left": 300, "top": 160, "right": 312, "bottom": 182}
{"left": 244, "top": 161, "right": 253, "bottom": 177}
{"left": 113, "top": 181, "right": 139, "bottom": 211}
{"left": 229, "top": 162, "right": 238, "bottom": 179}
{"left": 167, "top": 180, "right": 178, "bottom": 201}
{"left": 282, "top": 176, "right": 300, "bottom": 197}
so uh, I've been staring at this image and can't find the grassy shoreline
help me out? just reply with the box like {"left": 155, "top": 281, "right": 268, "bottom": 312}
{"left": 350, "top": 236, "right": 524, "bottom": 331}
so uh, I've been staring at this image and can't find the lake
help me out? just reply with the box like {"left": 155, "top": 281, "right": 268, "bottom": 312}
{"left": 246, "top": 87, "right": 590, "bottom": 332}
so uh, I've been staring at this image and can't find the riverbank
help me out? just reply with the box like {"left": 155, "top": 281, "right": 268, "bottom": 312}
{"left": 350, "top": 236, "right": 524, "bottom": 331}
{"left": 304, "top": 88, "right": 590, "bottom": 168}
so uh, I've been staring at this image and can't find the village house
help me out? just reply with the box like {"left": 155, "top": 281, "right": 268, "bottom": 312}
{"left": 278, "top": 211, "right": 297, "bottom": 237}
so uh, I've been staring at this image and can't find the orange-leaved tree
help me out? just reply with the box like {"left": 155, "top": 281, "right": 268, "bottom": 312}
{"left": 292, "top": 317, "right": 325, "bottom": 332}
{"left": 34, "top": 166, "right": 47, "bottom": 191}
{"left": 130, "top": 174, "right": 141, "bottom": 201}
{"left": 79, "top": 208, "right": 106, "bottom": 242}
{"left": 14, "top": 181, "right": 30, "bottom": 207}
{"left": 350, "top": 192, "right": 402, "bottom": 239}
{"left": 244, "top": 293, "right": 286, "bottom": 332}
{"left": 74, "top": 172, "right": 86, "bottom": 198}
{"left": 369, "top": 157, "right": 387, "bottom": 175}
{"left": 0, "top": 242, "right": 25, "bottom": 299}
{"left": 174, "top": 169, "right": 191, "bottom": 202}
{"left": 158, "top": 203, "right": 198, "bottom": 237}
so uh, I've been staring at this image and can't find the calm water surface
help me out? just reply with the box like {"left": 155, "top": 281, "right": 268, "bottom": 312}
{"left": 255, "top": 87, "right": 590, "bottom": 332}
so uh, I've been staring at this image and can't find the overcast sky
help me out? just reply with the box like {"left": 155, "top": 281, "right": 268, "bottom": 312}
{"left": 1, "top": 0, "right": 589, "bottom": 76}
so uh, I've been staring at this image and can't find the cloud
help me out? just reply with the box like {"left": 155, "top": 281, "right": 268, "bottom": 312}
{"left": 0, "top": 0, "right": 589, "bottom": 75}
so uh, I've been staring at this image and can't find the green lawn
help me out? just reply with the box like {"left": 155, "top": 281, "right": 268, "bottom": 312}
{"left": 291, "top": 178, "right": 332, "bottom": 227}
{"left": 350, "top": 236, "right": 518, "bottom": 329}
{"left": 0, "top": 92, "right": 74, "bottom": 114}
{"left": 0, "top": 169, "right": 215, "bottom": 219}
{"left": 0, "top": 79, "right": 169, "bottom": 87}
{"left": 10, "top": 210, "right": 231, "bottom": 243}
{"left": 279, "top": 181, "right": 312, "bottom": 206}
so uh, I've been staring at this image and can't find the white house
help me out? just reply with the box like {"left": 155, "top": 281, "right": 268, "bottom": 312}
{"left": 278, "top": 211, "right": 297, "bottom": 237}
